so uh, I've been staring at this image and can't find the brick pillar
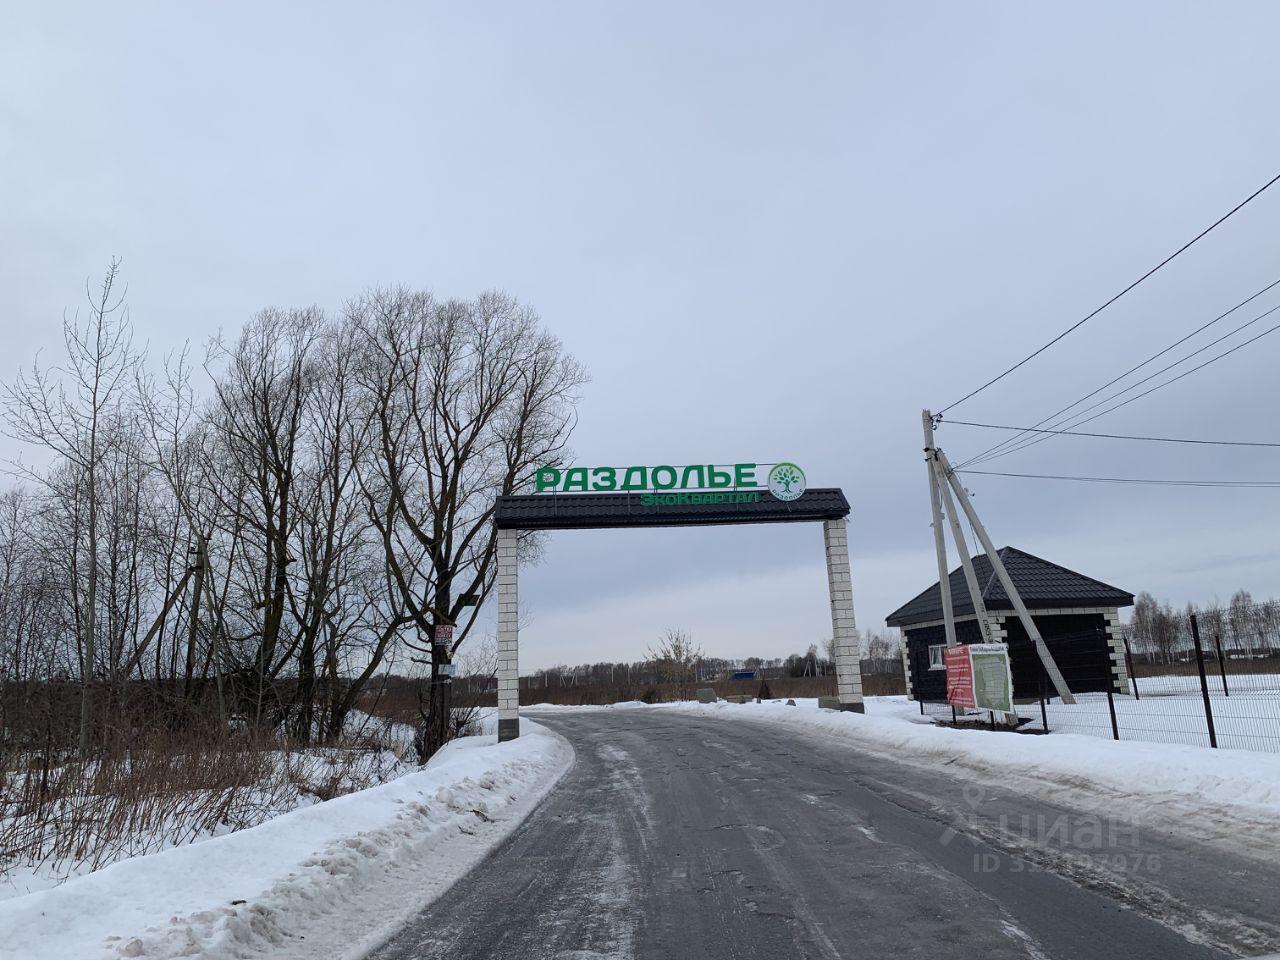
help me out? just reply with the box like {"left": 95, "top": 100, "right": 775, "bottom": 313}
{"left": 900, "top": 634, "right": 914, "bottom": 701}
{"left": 496, "top": 527, "right": 520, "bottom": 741}
{"left": 1103, "top": 608, "right": 1132, "bottom": 695}
{"left": 823, "top": 518, "right": 865, "bottom": 712}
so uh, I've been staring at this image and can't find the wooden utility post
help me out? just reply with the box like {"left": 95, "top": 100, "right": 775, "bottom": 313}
{"left": 184, "top": 535, "right": 208, "bottom": 698}
{"left": 922, "top": 411, "right": 957, "bottom": 647}
{"left": 933, "top": 447, "right": 1075, "bottom": 704}
{"left": 933, "top": 460, "right": 994, "bottom": 643}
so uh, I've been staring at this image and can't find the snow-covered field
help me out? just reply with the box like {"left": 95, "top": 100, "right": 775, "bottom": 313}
{"left": 1023, "top": 685, "right": 1280, "bottom": 752}
{"left": 528, "top": 696, "right": 1280, "bottom": 832}
{"left": 0, "top": 717, "right": 572, "bottom": 960}
{"left": 925, "top": 673, "right": 1280, "bottom": 752}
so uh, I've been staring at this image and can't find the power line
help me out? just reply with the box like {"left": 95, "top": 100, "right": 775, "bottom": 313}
{"left": 953, "top": 276, "right": 1280, "bottom": 467}
{"left": 963, "top": 310, "right": 1280, "bottom": 465}
{"left": 957, "top": 469, "right": 1280, "bottom": 488}
{"left": 944, "top": 420, "right": 1280, "bottom": 448}
{"left": 959, "top": 298, "right": 1280, "bottom": 466}
{"left": 937, "top": 169, "right": 1280, "bottom": 415}
{"left": 980, "top": 302, "right": 1280, "bottom": 460}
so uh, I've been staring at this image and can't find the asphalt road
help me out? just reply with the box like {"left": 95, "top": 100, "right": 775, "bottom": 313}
{"left": 369, "top": 710, "right": 1280, "bottom": 960}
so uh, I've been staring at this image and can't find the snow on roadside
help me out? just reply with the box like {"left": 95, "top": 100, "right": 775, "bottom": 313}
{"left": 4, "top": 710, "right": 455, "bottom": 902}
{"left": 0, "top": 719, "right": 572, "bottom": 960}
{"left": 1, "top": 744, "right": 415, "bottom": 902}
{"left": 528, "top": 696, "right": 1280, "bottom": 824}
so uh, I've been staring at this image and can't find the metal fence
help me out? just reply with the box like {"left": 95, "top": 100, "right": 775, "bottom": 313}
{"left": 919, "top": 601, "right": 1280, "bottom": 753}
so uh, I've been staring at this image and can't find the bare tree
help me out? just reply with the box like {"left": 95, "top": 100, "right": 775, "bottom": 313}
{"left": 1131, "top": 592, "right": 1175, "bottom": 663}
{"left": 859, "top": 629, "right": 901, "bottom": 674}
{"left": 136, "top": 346, "right": 223, "bottom": 698}
{"left": 202, "top": 308, "right": 326, "bottom": 725}
{"left": 647, "top": 629, "right": 704, "bottom": 700}
{"left": 350, "top": 288, "right": 586, "bottom": 759}
{"left": 1229, "top": 589, "right": 1257, "bottom": 654}
{"left": 3, "top": 260, "right": 138, "bottom": 755}
{"left": 1198, "top": 600, "right": 1228, "bottom": 658}
{"left": 286, "top": 320, "right": 392, "bottom": 742}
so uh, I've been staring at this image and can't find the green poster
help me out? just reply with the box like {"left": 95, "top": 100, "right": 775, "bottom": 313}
{"left": 969, "top": 649, "right": 1013, "bottom": 713}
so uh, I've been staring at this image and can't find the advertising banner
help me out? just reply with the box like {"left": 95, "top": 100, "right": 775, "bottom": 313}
{"left": 969, "top": 643, "right": 1014, "bottom": 713}
{"left": 945, "top": 643, "right": 1014, "bottom": 714}
{"left": 944, "top": 645, "right": 975, "bottom": 708}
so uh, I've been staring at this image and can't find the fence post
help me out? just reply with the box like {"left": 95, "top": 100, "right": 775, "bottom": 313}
{"left": 1105, "top": 682, "right": 1120, "bottom": 741}
{"left": 1189, "top": 614, "right": 1219, "bottom": 749}
{"left": 1213, "top": 633, "right": 1229, "bottom": 697}
{"left": 1039, "top": 681, "right": 1049, "bottom": 733}
{"left": 1122, "top": 635, "right": 1139, "bottom": 700}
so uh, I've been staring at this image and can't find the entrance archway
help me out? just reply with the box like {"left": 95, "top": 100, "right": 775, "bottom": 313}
{"left": 492, "top": 485, "right": 864, "bottom": 740}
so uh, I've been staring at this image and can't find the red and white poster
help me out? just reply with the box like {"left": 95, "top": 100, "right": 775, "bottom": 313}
{"left": 944, "top": 645, "right": 975, "bottom": 708}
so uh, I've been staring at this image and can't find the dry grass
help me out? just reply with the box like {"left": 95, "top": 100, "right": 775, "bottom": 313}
{"left": 1129, "top": 653, "right": 1280, "bottom": 679}
{"left": 0, "top": 716, "right": 411, "bottom": 882}
{"left": 357, "top": 682, "right": 487, "bottom": 748}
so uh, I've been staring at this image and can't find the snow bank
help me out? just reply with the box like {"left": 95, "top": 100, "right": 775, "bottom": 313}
{"left": 0, "top": 720, "right": 572, "bottom": 960}
{"left": 529, "top": 697, "right": 1280, "bottom": 823}
{"left": 1, "top": 747, "right": 416, "bottom": 902}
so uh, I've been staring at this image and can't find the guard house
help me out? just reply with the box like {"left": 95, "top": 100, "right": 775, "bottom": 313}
{"left": 886, "top": 547, "right": 1134, "bottom": 703}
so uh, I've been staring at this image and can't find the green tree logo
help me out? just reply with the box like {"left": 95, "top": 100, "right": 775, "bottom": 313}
{"left": 768, "top": 462, "right": 806, "bottom": 501}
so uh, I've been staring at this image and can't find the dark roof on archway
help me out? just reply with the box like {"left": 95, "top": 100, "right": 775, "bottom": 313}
{"left": 494, "top": 488, "right": 849, "bottom": 530}
{"left": 885, "top": 546, "right": 1133, "bottom": 627}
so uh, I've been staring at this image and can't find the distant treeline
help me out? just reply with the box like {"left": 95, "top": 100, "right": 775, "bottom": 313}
{"left": 1127, "top": 590, "right": 1280, "bottom": 663}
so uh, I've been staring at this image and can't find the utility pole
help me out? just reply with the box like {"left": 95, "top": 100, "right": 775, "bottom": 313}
{"left": 934, "top": 447, "right": 1075, "bottom": 704}
{"left": 183, "top": 535, "right": 208, "bottom": 698}
{"left": 202, "top": 558, "right": 230, "bottom": 721}
{"left": 933, "top": 461, "right": 994, "bottom": 643}
{"left": 935, "top": 461, "right": 1021, "bottom": 723}
{"left": 922, "top": 411, "right": 957, "bottom": 647}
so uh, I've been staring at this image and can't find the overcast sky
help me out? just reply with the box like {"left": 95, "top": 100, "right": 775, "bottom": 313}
{"left": 4, "top": 2, "right": 1280, "bottom": 670}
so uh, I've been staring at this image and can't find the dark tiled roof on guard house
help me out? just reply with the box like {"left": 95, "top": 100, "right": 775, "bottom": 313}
{"left": 884, "top": 546, "right": 1134, "bottom": 627}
